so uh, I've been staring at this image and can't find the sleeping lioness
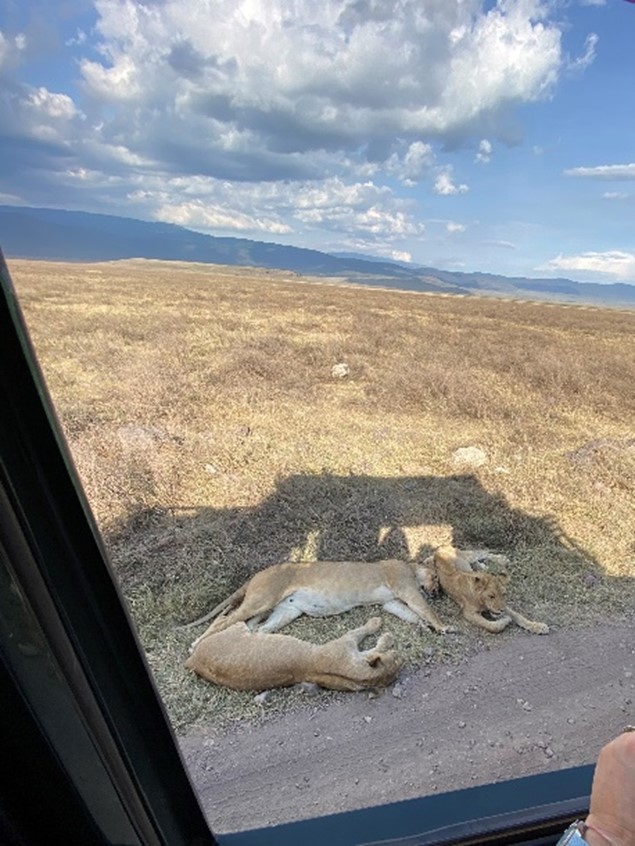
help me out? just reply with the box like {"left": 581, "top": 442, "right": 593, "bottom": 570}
{"left": 185, "top": 558, "right": 455, "bottom": 652}
{"left": 185, "top": 616, "right": 401, "bottom": 692}
{"left": 421, "top": 545, "right": 549, "bottom": 635}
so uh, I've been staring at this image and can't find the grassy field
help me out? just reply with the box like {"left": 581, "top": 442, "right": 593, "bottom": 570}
{"left": 10, "top": 258, "right": 635, "bottom": 732}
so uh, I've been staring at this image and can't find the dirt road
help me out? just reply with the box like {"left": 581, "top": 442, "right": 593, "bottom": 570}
{"left": 180, "top": 617, "right": 634, "bottom": 835}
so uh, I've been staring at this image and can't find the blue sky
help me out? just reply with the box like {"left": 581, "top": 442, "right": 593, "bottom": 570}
{"left": 1, "top": 0, "right": 634, "bottom": 282}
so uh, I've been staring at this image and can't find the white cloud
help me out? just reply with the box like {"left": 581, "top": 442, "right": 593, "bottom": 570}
{"left": 602, "top": 191, "right": 629, "bottom": 200}
{"left": 475, "top": 139, "right": 492, "bottom": 164}
{"left": 81, "top": 55, "right": 142, "bottom": 102}
{"left": 26, "top": 88, "right": 78, "bottom": 120}
{"left": 66, "top": 29, "right": 88, "bottom": 48}
{"left": 542, "top": 251, "right": 635, "bottom": 281}
{"left": 116, "top": 172, "right": 424, "bottom": 247}
{"left": 434, "top": 168, "right": 468, "bottom": 196}
{"left": 126, "top": 175, "right": 297, "bottom": 235}
{"left": 579, "top": 0, "right": 606, "bottom": 6}
{"left": 293, "top": 178, "right": 424, "bottom": 236}
{"left": 484, "top": 239, "right": 517, "bottom": 250}
{"left": 391, "top": 250, "right": 413, "bottom": 263}
{"left": 446, "top": 221, "right": 467, "bottom": 234}
{"left": 155, "top": 200, "right": 293, "bottom": 234}
{"left": 331, "top": 238, "right": 413, "bottom": 263}
{"left": 0, "top": 29, "right": 27, "bottom": 70}
{"left": 386, "top": 141, "right": 435, "bottom": 185}
{"left": 567, "top": 32, "right": 598, "bottom": 74}
{"left": 68, "top": 0, "right": 565, "bottom": 183}
{"left": 0, "top": 1, "right": 600, "bottom": 257}
{"left": 0, "top": 78, "right": 85, "bottom": 157}
{"left": 564, "top": 163, "right": 635, "bottom": 180}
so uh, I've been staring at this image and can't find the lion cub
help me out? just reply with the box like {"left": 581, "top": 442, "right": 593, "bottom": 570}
{"left": 421, "top": 546, "right": 549, "bottom": 635}
{"left": 185, "top": 616, "right": 401, "bottom": 692}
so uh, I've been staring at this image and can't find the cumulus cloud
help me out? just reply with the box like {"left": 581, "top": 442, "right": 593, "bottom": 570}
{"left": 386, "top": 141, "right": 435, "bottom": 185}
{"left": 564, "top": 163, "right": 635, "bottom": 180}
{"left": 67, "top": 0, "right": 566, "bottom": 184}
{"left": 446, "top": 221, "right": 467, "bottom": 234}
{"left": 0, "top": 77, "right": 84, "bottom": 162}
{"left": 542, "top": 251, "right": 635, "bottom": 281}
{"left": 156, "top": 200, "right": 293, "bottom": 234}
{"left": 292, "top": 178, "right": 424, "bottom": 237}
{"left": 26, "top": 87, "right": 78, "bottom": 120}
{"left": 117, "top": 172, "right": 424, "bottom": 247}
{"left": 433, "top": 168, "right": 468, "bottom": 196}
{"left": 0, "top": 1, "right": 596, "bottom": 250}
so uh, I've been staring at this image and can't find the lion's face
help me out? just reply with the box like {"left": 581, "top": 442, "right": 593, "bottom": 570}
{"left": 474, "top": 572, "right": 508, "bottom": 615}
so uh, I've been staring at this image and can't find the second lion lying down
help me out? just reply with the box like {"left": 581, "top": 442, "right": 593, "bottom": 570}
{"left": 185, "top": 616, "right": 401, "bottom": 691}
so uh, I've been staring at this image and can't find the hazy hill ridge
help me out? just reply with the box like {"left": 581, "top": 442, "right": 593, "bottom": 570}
{"left": 2, "top": 205, "right": 634, "bottom": 307}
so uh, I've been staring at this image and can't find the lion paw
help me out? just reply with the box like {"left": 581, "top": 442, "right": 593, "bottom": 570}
{"left": 530, "top": 622, "right": 550, "bottom": 635}
{"left": 377, "top": 632, "right": 396, "bottom": 649}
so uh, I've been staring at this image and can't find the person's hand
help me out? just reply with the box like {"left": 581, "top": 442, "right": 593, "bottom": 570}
{"left": 585, "top": 730, "right": 635, "bottom": 846}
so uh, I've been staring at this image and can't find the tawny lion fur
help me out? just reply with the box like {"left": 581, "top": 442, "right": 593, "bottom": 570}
{"left": 421, "top": 545, "right": 549, "bottom": 635}
{"left": 185, "top": 558, "right": 454, "bottom": 652}
{"left": 185, "top": 616, "right": 402, "bottom": 692}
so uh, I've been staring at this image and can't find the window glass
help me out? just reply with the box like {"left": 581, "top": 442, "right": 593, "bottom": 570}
{"left": 4, "top": 0, "right": 634, "bottom": 836}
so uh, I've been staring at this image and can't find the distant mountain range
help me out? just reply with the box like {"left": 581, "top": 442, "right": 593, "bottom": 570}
{"left": 2, "top": 205, "right": 634, "bottom": 308}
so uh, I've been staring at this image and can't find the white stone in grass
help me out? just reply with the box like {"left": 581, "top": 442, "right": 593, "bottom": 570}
{"left": 331, "top": 362, "right": 350, "bottom": 379}
{"left": 451, "top": 446, "right": 488, "bottom": 468}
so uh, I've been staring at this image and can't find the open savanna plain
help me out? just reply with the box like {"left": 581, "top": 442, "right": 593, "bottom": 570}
{"left": 9, "top": 258, "right": 635, "bottom": 741}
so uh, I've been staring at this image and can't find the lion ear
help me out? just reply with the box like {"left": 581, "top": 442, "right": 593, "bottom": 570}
{"left": 367, "top": 655, "right": 382, "bottom": 668}
{"left": 474, "top": 573, "right": 485, "bottom": 583}
{"left": 499, "top": 572, "right": 510, "bottom": 584}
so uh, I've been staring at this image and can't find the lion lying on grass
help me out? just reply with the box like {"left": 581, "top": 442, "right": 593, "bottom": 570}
{"left": 421, "top": 545, "right": 549, "bottom": 635}
{"left": 185, "top": 558, "right": 454, "bottom": 652}
{"left": 185, "top": 616, "right": 401, "bottom": 692}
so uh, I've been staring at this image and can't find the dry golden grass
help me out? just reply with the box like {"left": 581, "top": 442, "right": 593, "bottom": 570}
{"left": 10, "top": 258, "right": 635, "bottom": 731}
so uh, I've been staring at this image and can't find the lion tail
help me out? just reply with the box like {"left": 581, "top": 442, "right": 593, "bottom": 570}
{"left": 177, "top": 583, "right": 248, "bottom": 630}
